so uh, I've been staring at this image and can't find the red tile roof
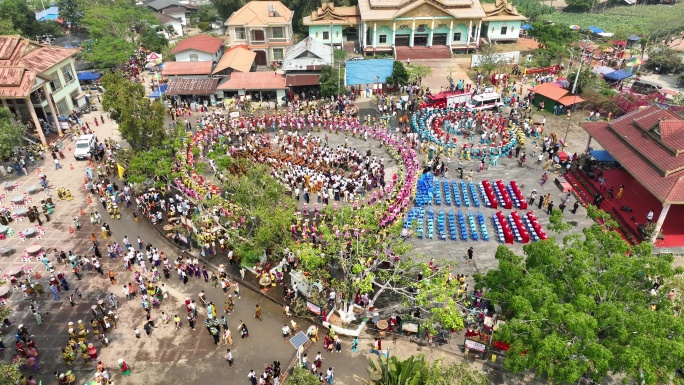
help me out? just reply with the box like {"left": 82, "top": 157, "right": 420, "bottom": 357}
{"left": 161, "top": 61, "right": 213, "bottom": 76}
{"left": 582, "top": 105, "right": 684, "bottom": 204}
{"left": 20, "top": 46, "right": 79, "bottom": 72}
{"left": 217, "top": 72, "right": 286, "bottom": 90}
{"left": 170, "top": 35, "right": 224, "bottom": 54}
{"left": 0, "top": 36, "right": 80, "bottom": 98}
{"left": 0, "top": 67, "right": 35, "bottom": 98}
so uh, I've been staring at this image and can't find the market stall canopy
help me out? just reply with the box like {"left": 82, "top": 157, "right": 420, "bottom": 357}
{"left": 150, "top": 83, "right": 168, "bottom": 99}
{"left": 597, "top": 32, "right": 614, "bottom": 37}
{"left": 77, "top": 72, "right": 102, "bottom": 81}
{"left": 627, "top": 35, "right": 641, "bottom": 41}
{"left": 611, "top": 40, "right": 627, "bottom": 47}
{"left": 589, "top": 149, "right": 617, "bottom": 162}
{"left": 520, "top": 23, "right": 533, "bottom": 30}
{"left": 588, "top": 26, "right": 604, "bottom": 34}
{"left": 604, "top": 69, "right": 632, "bottom": 82}
{"left": 531, "top": 83, "right": 568, "bottom": 101}
{"left": 592, "top": 66, "right": 614, "bottom": 76}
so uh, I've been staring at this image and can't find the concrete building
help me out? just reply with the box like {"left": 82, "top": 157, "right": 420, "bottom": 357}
{"left": 302, "top": 2, "right": 360, "bottom": 48}
{"left": 170, "top": 34, "right": 225, "bottom": 62}
{"left": 481, "top": 0, "right": 528, "bottom": 43}
{"left": 0, "top": 35, "right": 82, "bottom": 146}
{"left": 154, "top": 13, "right": 184, "bottom": 38}
{"left": 224, "top": 1, "right": 294, "bottom": 66}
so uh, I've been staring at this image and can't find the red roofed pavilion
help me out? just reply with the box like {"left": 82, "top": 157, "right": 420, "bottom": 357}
{"left": 581, "top": 105, "right": 684, "bottom": 246}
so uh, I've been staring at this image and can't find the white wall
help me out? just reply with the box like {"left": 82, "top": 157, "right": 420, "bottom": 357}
{"left": 175, "top": 50, "right": 215, "bottom": 62}
{"left": 166, "top": 21, "right": 184, "bottom": 37}
{"left": 167, "top": 12, "right": 187, "bottom": 26}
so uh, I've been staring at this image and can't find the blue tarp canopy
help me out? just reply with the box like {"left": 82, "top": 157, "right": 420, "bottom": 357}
{"left": 592, "top": 66, "right": 614, "bottom": 76}
{"left": 150, "top": 83, "right": 168, "bottom": 99}
{"left": 627, "top": 34, "right": 641, "bottom": 41}
{"left": 588, "top": 26, "right": 604, "bottom": 34}
{"left": 589, "top": 149, "right": 617, "bottom": 162}
{"left": 345, "top": 59, "right": 394, "bottom": 86}
{"left": 604, "top": 69, "right": 632, "bottom": 81}
{"left": 35, "top": 6, "right": 59, "bottom": 21}
{"left": 77, "top": 72, "right": 102, "bottom": 81}
{"left": 520, "top": 23, "right": 533, "bottom": 30}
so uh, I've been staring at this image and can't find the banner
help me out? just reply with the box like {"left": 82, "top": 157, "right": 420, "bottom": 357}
{"left": 117, "top": 164, "right": 126, "bottom": 180}
{"left": 465, "top": 339, "right": 487, "bottom": 352}
{"left": 470, "top": 51, "right": 520, "bottom": 68}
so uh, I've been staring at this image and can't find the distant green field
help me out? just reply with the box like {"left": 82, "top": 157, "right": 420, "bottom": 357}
{"left": 540, "top": 4, "right": 684, "bottom": 39}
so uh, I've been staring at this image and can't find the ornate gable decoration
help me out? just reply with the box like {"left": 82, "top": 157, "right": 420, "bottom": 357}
{"left": 398, "top": 3, "right": 453, "bottom": 18}
{"left": 310, "top": 2, "right": 346, "bottom": 21}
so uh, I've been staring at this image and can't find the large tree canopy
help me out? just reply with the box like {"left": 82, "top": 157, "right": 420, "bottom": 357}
{"left": 475, "top": 222, "right": 684, "bottom": 385}
{"left": 0, "top": 0, "right": 46, "bottom": 38}
{"left": 101, "top": 72, "right": 166, "bottom": 152}
{"left": 0, "top": 107, "right": 27, "bottom": 160}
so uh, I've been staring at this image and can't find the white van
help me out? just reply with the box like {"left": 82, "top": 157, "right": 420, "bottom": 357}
{"left": 74, "top": 134, "right": 97, "bottom": 160}
{"left": 466, "top": 90, "right": 504, "bottom": 112}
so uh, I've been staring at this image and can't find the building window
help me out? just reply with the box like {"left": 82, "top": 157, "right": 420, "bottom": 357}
{"left": 56, "top": 97, "right": 69, "bottom": 115}
{"left": 379, "top": 34, "right": 387, "bottom": 44}
{"left": 323, "top": 31, "right": 330, "bottom": 40}
{"left": 70, "top": 89, "right": 80, "bottom": 105}
{"left": 273, "top": 48, "right": 284, "bottom": 60}
{"left": 453, "top": 32, "right": 462, "bottom": 41}
{"left": 235, "top": 27, "right": 245, "bottom": 40}
{"left": 501, "top": 26, "right": 508, "bottom": 35}
{"left": 62, "top": 65, "right": 74, "bottom": 83}
{"left": 252, "top": 29, "right": 265, "bottom": 41}
{"left": 189, "top": 54, "right": 199, "bottom": 61}
{"left": 49, "top": 73, "right": 62, "bottom": 92}
{"left": 271, "top": 27, "right": 284, "bottom": 39}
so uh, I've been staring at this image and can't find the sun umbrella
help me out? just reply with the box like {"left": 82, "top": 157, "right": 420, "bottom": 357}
{"left": 145, "top": 62, "right": 156, "bottom": 69}
{"left": 629, "top": 58, "right": 643, "bottom": 65}
{"left": 569, "top": 25, "right": 580, "bottom": 30}
{"left": 154, "top": 73, "right": 162, "bottom": 80}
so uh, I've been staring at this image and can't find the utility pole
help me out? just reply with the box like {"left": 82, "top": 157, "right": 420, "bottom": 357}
{"left": 563, "top": 41, "right": 589, "bottom": 146}
{"left": 338, "top": 61, "right": 342, "bottom": 97}
{"left": 330, "top": 22, "right": 335, "bottom": 66}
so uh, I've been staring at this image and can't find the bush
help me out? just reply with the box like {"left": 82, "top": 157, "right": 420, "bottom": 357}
{"left": 197, "top": 21, "right": 212, "bottom": 32}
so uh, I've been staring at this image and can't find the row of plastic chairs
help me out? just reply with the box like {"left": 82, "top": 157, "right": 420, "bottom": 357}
{"left": 478, "top": 183, "right": 492, "bottom": 208}
{"left": 506, "top": 184, "right": 521, "bottom": 208}
{"left": 468, "top": 182, "right": 481, "bottom": 208}
{"left": 477, "top": 212, "right": 490, "bottom": 241}
{"left": 467, "top": 212, "right": 479, "bottom": 241}
{"left": 491, "top": 212, "right": 506, "bottom": 243}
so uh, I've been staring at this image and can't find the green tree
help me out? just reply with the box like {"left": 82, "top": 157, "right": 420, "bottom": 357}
{"left": 82, "top": 0, "right": 155, "bottom": 40}
{"left": 101, "top": 72, "right": 167, "bottom": 151}
{"left": 565, "top": 0, "right": 592, "bottom": 12}
{"left": 0, "top": 19, "right": 19, "bottom": 35}
{"left": 386, "top": 61, "right": 409, "bottom": 87}
{"left": 0, "top": 361, "right": 22, "bottom": 384}
{"left": 319, "top": 65, "right": 345, "bottom": 98}
{"left": 57, "top": 0, "right": 83, "bottom": 27}
{"left": 82, "top": 37, "right": 137, "bottom": 68}
{"left": 0, "top": 0, "right": 43, "bottom": 38}
{"left": 644, "top": 45, "right": 684, "bottom": 74}
{"left": 196, "top": 4, "right": 220, "bottom": 23}
{"left": 367, "top": 355, "right": 488, "bottom": 385}
{"left": 0, "top": 107, "right": 27, "bottom": 160}
{"left": 140, "top": 27, "right": 169, "bottom": 53}
{"left": 548, "top": 208, "right": 572, "bottom": 233}
{"left": 528, "top": 22, "right": 576, "bottom": 48}
{"left": 566, "top": 68, "right": 598, "bottom": 95}
{"left": 424, "top": 360, "right": 489, "bottom": 385}
{"left": 288, "top": 368, "right": 320, "bottom": 385}
{"left": 474, "top": 44, "right": 508, "bottom": 74}
{"left": 210, "top": 0, "right": 246, "bottom": 21}
{"left": 406, "top": 63, "right": 433, "bottom": 84}
{"left": 474, "top": 223, "right": 684, "bottom": 385}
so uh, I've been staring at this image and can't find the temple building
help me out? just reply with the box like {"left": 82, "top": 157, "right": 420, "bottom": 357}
{"left": 302, "top": 2, "right": 361, "bottom": 48}
{"left": 353, "top": 0, "right": 526, "bottom": 58}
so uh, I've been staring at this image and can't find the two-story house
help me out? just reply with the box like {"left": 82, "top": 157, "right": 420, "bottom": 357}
{"left": 0, "top": 35, "right": 82, "bottom": 146}
{"left": 224, "top": 1, "right": 294, "bottom": 67}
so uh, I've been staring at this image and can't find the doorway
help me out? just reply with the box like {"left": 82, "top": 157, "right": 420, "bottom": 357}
{"left": 395, "top": 35, "right": 410, "bottom": 46}
{"left": 432, "top": 33, "right": 447, "bottom": 45}
{"left": 413, "top": 34, "right": 428, "bottom": 46}
{"left": 254, "top": 50, "right": 267, "bottom": 66}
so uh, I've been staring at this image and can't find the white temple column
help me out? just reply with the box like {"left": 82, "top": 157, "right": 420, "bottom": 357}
{"left": 467, "top": 20, "right": 472, "bottom": 46}
{"left": 43, "top": 84, "right": 62, "bottom": 136}
{"left": 410, "top": 18, "right": 416, "bottom": 47}
{"left": 476, "top": 20, "right": 482, "bottom": 46}
{"left": 26, "top": 98, "right": 47, "bottom": 147}
{"left": 651, "top": 203, "right": 671, "bottom": 244}
{"left": 373, "top": 22, "right": 377, "bottom": 48}
{"left": 392, "top": 21, "right": 396, "bottom": 46}
{"left": 448, "top": 19, "right": 454, "bottom": 45}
